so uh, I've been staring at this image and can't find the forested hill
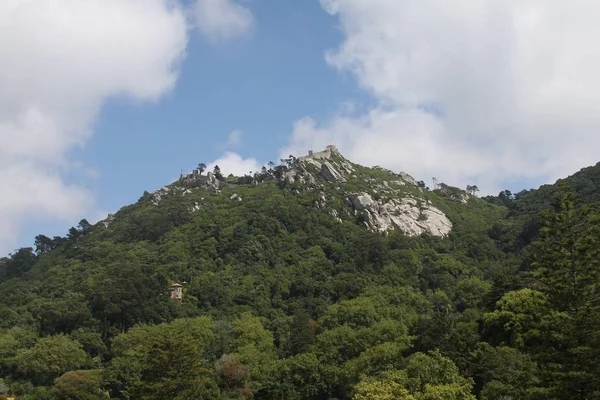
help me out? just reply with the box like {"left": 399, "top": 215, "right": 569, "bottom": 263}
{"left": 485, "top": 161, "right": 600, "bottom": 212}
{"left": 484, "top": 161, "right": 600, "bottom": 252}
{"left": 0, "top": 146, "right": 599, "bottom": 400}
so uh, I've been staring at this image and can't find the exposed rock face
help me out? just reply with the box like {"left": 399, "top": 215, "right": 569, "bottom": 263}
{"left": 284, "top": 170, "right": 298, "bottom": 185}
{"left": 180, "top": 171, "right": 220, "bottom": 190}
{"left": 151, "top": 185, "right": 198, "bottom": 205}
{"left": 101, "top": 213, "right": 115, "bottom": 228}
{"left": 320, "top": 161, "right": 347, "bottom": 183}
{"left": 450, "top": 193, "right": 470, "bottom": 204}
{"left": 151, "top": 190, "right": 165, "bottom": 206}
{"left": 349, "top": 193, "right": 375, "bottom": 209}
{"left": 314, "top": 192, "right": 327, "bottom": 209}
{"left": 303, "top": 158, "right": 322, "bottom": 170}
{"left": 280, "top": 145, "right": 353, "bottom": 187}
{"left": 346, "top": 192, "right": 452, "bottom": 237}
{"left": 398, "top": 172, "right": 418, "bottom": 186}
{"left": 329, "top": 209, "right": 342, "bottom": 223}
{"left": 150, "top": 171, "right": 220, "bottom": 206}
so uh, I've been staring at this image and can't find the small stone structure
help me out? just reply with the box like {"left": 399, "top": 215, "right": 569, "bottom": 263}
{"left": 298, "top": 144, "right": 338, "bottom": 161}
{"left": 170, "top": 283, "right": 183, "bottom": 303}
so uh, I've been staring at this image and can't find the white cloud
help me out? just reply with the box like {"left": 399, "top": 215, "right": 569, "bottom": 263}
{"left": 0, "top": 0, "right": 188, "bottom": 254}
{"left": 283, "top": 0, "right": 600, "bottom": 194}
{"left": 208, "top": 151, "right": 262, "bottom": 177}
{"left": 193, "top": 0, "right": 254, "bottom": 42}
{"left": 226, "top": 129, "right": 243, "bottom": 148}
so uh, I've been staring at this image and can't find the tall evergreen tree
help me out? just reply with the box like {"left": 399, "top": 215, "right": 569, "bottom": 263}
{"left": 529, "top": 187, "right": 600, "bottom": 399}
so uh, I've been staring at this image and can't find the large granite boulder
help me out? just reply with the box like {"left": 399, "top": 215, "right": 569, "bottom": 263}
{"left": 346, "top": 192, "right": 452, "bottom": 237}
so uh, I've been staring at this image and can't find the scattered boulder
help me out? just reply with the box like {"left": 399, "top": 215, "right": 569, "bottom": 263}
{"left": 348, "top": 193, "right": 375, "bottom": 210}
{"left": 314, "top": 192, "right": 327, "bottom": 209}
{"left": 450, "top": 193, "right": 470, "bottom": 204}
{"left": 329, "top": 209, "right": 342, "bottom": 223}
{"left": 151, "top": 192, "right": 163, "bottom": 206}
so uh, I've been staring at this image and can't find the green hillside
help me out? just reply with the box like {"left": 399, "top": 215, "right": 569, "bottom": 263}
{"left": 0, "top": 147, "right": 599, "bottom": 399}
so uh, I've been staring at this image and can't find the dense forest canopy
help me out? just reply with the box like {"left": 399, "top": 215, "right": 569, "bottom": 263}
{"left": 1, "top": 152, "right": 600, "bottom": 399}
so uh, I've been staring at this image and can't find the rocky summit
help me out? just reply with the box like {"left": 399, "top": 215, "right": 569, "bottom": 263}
{"left": 141, "top": 144, "right": 457, "bottom": 238}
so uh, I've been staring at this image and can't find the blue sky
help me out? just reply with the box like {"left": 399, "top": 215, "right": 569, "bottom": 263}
{"left": 14, "top": 0, "right": 372, "bottom": 250}
{"left": 4, "top": 0, "right": 600, "bottom": 255}
{"left": 83, "top": 0, "right": 352, "bottom": 201}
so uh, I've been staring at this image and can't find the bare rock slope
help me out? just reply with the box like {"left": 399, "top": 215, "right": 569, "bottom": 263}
{"left": 346, "top": 192, "right": 452, "bottom": 237}
{"left": 287, "top": 145, "right": 454, "bottom": 237}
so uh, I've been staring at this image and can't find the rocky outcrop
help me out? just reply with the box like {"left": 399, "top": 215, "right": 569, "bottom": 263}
{"left": 398, "top": 172, "right": 418, "bottom": 186}
{"left": 280, "top": 145, "right": 354, "bottom": 187}
{"left": 314, "top": 192, "right": 327, "bottom": 209}
{"left": 329, "top": 209, "right": 342, "bottom": 223}
{"left": 451, "top": 193, "right": 470, "bottom": 204}
{"left": 349, "top": 193, "right": 375, "bottom": 209}
{"left": 101, "top": 213, "right": 115, "bottom": 228}
{"left": 346, "top": 192, "right": 452, "bottom": 237}
{"left": 151, "top": 185, "right": 183, "bottom": 205}
{"left": 284, "top": 170, "right": 298, "bottom": 185}
{"left": 151, "top": 188, "right": 168, "bottom": 205}
{"left": 320, "top": 161, "right": 346, "bottom": 183}
{"left": 180, "top": 171, "right": 220, "bottom": 190}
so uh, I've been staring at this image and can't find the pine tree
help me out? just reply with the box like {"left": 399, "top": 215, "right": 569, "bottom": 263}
{"left": 213, "top": 165, "right": 224, "bottom": 181}
{"left": 290, "top": 312, "right": 315, "bottom": 355}
{"left": 529, "top": 186, "right": 600, "bottom": 399}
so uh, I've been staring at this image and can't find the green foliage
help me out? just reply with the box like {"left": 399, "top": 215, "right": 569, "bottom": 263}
{"left": 351, "top": 351, "right": 474, "bottom": 400}
{"left": 52, "top": 370, "right": 104, "bottom": 400}
{"left": 471, "top": 343, "right": 539, "bottom": 400}
{"left": 14, "top": 335, "right": 90, "bottom": 385}
{"left": 0, "top": 247, "right": 36, "bottom": 282}
{"left": 105, "top": 317, "right": 219, "bottom": 399}
{"left": 526, "top": 188, "right": 600, "bottom": 398}
{"left": 484, "top": 288, "right": 548, "bottom": 348}
{"left": 3, "top": 155, "right": 600, "bottom": 398}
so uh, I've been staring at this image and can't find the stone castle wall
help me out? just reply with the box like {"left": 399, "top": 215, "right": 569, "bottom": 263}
{"left": 298, "top": 145, "right": 338, "bottom": 161}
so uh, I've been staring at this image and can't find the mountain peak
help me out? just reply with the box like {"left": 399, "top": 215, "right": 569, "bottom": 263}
{"left": 297, "top": 144, "right": 340, "bottom": 161}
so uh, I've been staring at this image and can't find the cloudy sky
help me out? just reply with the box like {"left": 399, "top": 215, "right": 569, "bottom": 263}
{"left": 3, "top": 0, "right": 600, "bottom": 255}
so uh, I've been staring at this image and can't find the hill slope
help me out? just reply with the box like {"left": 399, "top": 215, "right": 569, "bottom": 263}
{"left": 0, "top": 146, "right": 597, "bottom": 399}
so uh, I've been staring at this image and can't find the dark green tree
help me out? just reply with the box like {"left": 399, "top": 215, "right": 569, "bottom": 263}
{"left": 78, "top": 219, "right": 92, "bottom": 232}
{"left": 289, "top": 312, "right": 315, "bottom": 355}
{"left": 213, "top": 165, "right": 224, "bottom": 181}
{"left": 529, "top": 187, "right": 600, "bottom": 398}
{"left": 0, "top": 247, "right": 36, "bottom": 281}
{"left": 52, "top": 370, "right": 105, "bottom": 400}
{"left": 34, "top": 234, "right": 54, "bottom": 255}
